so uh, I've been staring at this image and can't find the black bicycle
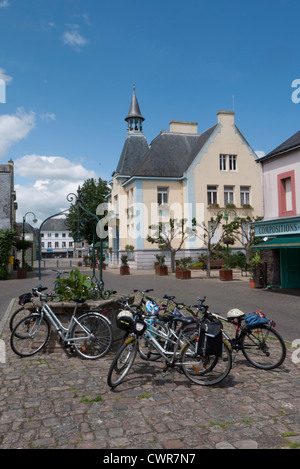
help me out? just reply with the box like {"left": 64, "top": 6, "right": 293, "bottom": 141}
{"left": 193, "top": 297, "right": 286, "bottom": 370}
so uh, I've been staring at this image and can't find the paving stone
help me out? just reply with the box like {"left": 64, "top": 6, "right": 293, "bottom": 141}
{"left": 0, "top": 309, "right": 299, "bottom": 451}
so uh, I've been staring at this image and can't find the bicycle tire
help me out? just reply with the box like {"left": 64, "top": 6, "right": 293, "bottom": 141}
{"left": 181, "top": 337, "right": 232, "bottom": 386}
{"left": 241, "top": 324, "right": 286, "bottom": 370}
{"left": 10, "top": 314, "right": 50, "bottom": 357}
{"left": 71, "top": 312, "right": 113, "bottom": 359}
{"left": 9, "top": 306, "right": 26, "bottom": 332}
{"left": 138, "top": 320, "right": 168, "bottom": 361}
{"left": 107, "top": 337, "right": 138, "bottom": 388}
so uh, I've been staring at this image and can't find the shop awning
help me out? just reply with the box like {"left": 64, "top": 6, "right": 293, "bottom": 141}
{"left": 254, "top": 236, "right": 300, "bottom": 249}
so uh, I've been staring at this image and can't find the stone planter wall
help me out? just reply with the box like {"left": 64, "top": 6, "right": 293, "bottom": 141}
{"left": 24, "top": 294, "right": 134, "bottom": 351}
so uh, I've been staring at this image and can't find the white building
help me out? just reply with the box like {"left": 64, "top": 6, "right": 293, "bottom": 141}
{"left": 40, "top": 218, "right": 75, "bottom": 258}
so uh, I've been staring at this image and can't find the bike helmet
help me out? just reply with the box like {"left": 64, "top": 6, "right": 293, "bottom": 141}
{"left": 145, "top": 300, "right": 159, "bottom": 315}
{"left": 227, "top": 308, "right": 245, "bottom": 319}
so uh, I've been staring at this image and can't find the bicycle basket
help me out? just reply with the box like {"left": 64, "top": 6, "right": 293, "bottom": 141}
{"left": 244, "top": 311, "right": 268, "bottom": 329}
{"left": 145, "top": 300, "right": 159, "bottom": 315}
{"left": 198, "top": 318, "right": 223, "bottom": 357}
{"left": 116, "top": 311, "right": 134, "bottom": 332}
{"left": 18, "top": 292, "right": 32, "bottom": 305}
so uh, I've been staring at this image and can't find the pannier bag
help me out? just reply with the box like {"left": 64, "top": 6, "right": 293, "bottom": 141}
{"left": 198, "top": 319, "right": 223, "bottom": 357}
{"left": 116, "top": 311, "right": 146, "bottom": 336}
{"left": 244, "top": 310, "right": 268, "bottom": 328}
{"left": 116, "top": 311, "right": 134, "bottom": 332}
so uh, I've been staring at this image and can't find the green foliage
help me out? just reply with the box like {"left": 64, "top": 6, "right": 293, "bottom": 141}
{"left": 155, "top": 254, "right": 166, "bottom": 267}
{"left": 121, "top": 255, "right": 128, "bottom": 267}
{"left": 54, "top": 268, "right": 95, "bottom": 301}
{"left": 176, "top": 257, "right": 192, "bottom": 271}
{"left": 0, "top": 229, "right": 14, "bottom": 280}
{"left": 66, "top": 178, "right": 110, "bottom": 245}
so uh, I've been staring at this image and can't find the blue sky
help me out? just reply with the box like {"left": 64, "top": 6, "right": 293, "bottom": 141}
{"left": 1, "top": 0, "right": 300, "bottom": 223}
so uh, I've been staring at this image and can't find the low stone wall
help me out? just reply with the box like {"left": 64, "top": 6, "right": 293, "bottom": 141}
{"left": 24, "top": 294, "right": 134, "bottom": 351}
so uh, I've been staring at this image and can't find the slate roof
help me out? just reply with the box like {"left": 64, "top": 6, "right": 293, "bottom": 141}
{"left": 261, "top": 129, "right": 300, "bottom": 161}
{"left": 125, "top": 86, "right": 145, "bottom": 121}
{"left": 113, "top": 133, "right": 149, "bottom": 176}
{"left": 130, "top": 124, "right": 218, "bottom": 179}
{"left": 41, "top": 218, "right": 69, "bottom": 232}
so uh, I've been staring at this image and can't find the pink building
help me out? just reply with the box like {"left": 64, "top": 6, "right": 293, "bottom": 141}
{"left": 254, "top": 130, "right": 300, "bottom": 289}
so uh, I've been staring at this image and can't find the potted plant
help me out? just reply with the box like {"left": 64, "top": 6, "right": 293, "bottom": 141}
{"left": 175, "top": 257, "right": 192, "bottom": 279}
{"left": 54, "top": 268, "right": 95, "bottom": 301}
{"left": 155, "top": 254, "right": 168, "bottom": 275}
{"left": 219, "top": 256, "right": 233, "bottom": 281}
{"left": 120, "top": 254, "right": 130, "bottom": 275}
{"left": 250, "top": 253, "right": 263, "bottom": 288}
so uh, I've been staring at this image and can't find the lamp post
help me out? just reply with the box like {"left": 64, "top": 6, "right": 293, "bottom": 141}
{"left": 22, "top": 211, "right": 38, "bottom": 268}
{"left": 217, "top": 208, "right": 238, "bottom": 258}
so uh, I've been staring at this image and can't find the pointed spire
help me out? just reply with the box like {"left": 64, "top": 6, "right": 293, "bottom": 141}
{"left": 125, "top": 85, "right": 144, "bottom": 133}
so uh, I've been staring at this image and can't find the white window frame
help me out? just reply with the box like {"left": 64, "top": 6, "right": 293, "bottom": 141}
{"left": 240, "top": 186, "right": 250, "bottom": 206}
{"left": 219, "top": 154, "right": 226, "bottom": 171}
{"left": 224, "top": 186, "right": 234, "bottom": 205}
{"left": 207, "top": 186, "right": 218, "bottom": 205}
{"left": 229, "top": 155, "right": 237, "bottom": 171}
{"left": 157, "top": 187, "right": 168, "bottom": 206}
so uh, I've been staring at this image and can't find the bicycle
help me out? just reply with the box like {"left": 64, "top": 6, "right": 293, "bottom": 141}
{"left": 107, "top": 298, "right": 232, "bottom": 388}
{"left": 10, "top": 287, "right": 113, "bottom": 360}
{"left": 9, "top": 270, "right": 68, "bottom": 333}
{"left": 193, "top": 297, "right": 286, "bottom": 370}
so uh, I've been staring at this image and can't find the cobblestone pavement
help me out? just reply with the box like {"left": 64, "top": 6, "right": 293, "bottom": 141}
{"left": 0, "top": 300, "right": 299, "bottom": 451}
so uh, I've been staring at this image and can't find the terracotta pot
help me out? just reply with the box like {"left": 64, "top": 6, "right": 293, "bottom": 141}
{"left": 219, "top": 269, "right": 233, "bottom": 281}
{"left": 250, "top": 279, "right": 255, "bottom": 288}
{"left": 156, "top": 266, "right": 168, "bottom": 276}
{"left": 175, "top": 269, "right": 191, "bottom": 279}
{"left": 120, "top": 266, "right": 130, "bottom": 275}
{"left": 17, "top": 268, "right": 27, "bottom": 279}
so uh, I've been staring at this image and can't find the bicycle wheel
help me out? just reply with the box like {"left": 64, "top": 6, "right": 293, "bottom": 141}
{"left": 139, "top": 320, "right": 168, "bottom": 361}
{"left": 107, "top": 337, "right": 138, "bottom": 388}
{"left": 71, "top": 312, "right": 113, "bottom": 359}
{"left": 181, "top": 337, "right": 232, "bottom": 386}
{"left": 9, "top": 306, "right": 26, "bottom": 332}
{"left": 241, "top": 324, "right": 286, "bottom": 370}
{"left": 10, "top": 314, "right": 50, "bottom": 357}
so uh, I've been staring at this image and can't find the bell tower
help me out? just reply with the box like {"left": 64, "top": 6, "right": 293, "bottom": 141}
{"left": 125, "top": 84, "right": 145, "bottom": 133}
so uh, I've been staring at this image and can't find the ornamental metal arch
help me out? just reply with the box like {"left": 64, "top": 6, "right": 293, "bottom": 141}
{"left": 37, "top": 192, "right": 104, "bottom": 287}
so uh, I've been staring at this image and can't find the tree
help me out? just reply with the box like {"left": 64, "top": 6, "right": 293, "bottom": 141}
{"left": 147, "top": 218, "right": 195, "bottom": 272}
{"left": 192, "top": 215, "right": 232, "bottom": 278}
{"left": 66, "top": 178, "right": 110, "bottom": 245}
{"left": 225, "top": 216, "right": 262, "bottom": 266}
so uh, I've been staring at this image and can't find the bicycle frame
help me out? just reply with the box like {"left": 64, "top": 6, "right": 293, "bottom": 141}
{"left": 35, "top": 300, "right": 95, "bottom": 345}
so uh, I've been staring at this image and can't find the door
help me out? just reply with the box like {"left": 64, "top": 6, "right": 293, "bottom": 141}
{"left": 281, "top": 248, "right": 300, "bottom": 289}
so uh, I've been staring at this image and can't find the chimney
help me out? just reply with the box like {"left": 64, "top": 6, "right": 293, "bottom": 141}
{"left": 217, "top": 111, "right": 235, "bottom": 125}
{"left": 169, "top": 120, "right": 198, "bottom": 134}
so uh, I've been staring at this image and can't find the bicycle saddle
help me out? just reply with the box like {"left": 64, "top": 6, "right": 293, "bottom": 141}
{"left": 71, "top": 298, "right": 86, "bottom": 303}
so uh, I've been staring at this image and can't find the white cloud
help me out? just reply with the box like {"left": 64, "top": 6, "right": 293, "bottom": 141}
{"left": 14, "top": 154, "right": 97, "bottom": 223}
{"left": 15, "top": 154, "right": 95, "bottom": 181}
{"left": 0, "top": 1, "right": 10, "bottom": 8}
{"left": 62, "top": 24, "right": 88, "bottom": 50}
{"left": 40, "top": 112, "right": 56, "bottom": 121}
{"left": 0, "top": 108, "right": 36, "bottom": 158}
{"left": 0, "top": 67, "right": 13, "bottom": 84}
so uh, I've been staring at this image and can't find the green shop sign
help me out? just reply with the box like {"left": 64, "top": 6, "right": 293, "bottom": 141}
{"left": 254, "top": 217, "right": 300, "bottom": 237}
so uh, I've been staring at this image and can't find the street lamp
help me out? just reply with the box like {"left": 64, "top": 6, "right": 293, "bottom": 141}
{"left": 217, "top": 208, "right": 238, "bottom": 257}
{"left": 22, "top": 211, "right": 38, "bottom": 268}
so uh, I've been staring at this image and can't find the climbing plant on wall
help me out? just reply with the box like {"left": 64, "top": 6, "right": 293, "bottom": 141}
{"left": 0, "top": 229, "right": 14, "bottom": 280}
